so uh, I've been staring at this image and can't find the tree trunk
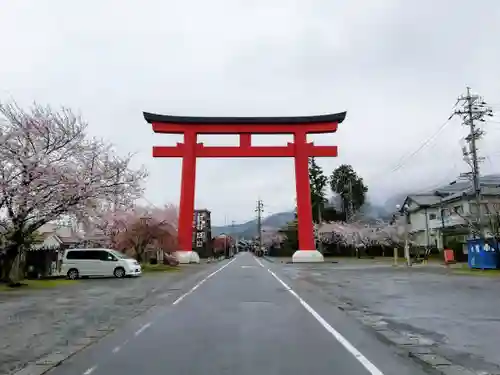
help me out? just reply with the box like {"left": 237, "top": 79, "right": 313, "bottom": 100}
{"left": 134, "top": 247, "right": 144, "bottom": 263}
{"left": 2, "top": 245, "right": 25, "bottom": 286}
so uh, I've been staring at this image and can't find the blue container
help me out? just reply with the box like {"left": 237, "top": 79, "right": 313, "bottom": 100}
{"left": 467, "top": 238, "right": 500, "bottom": 269}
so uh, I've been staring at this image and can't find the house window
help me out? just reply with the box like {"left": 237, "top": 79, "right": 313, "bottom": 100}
{"left": 429, "top": 213, "right": 437, "bottom": 220}
{"left": 454, "top": 205, "right": 463, "bottom": 214}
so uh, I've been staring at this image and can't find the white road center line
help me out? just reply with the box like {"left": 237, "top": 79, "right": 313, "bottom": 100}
{"left": 267, "top": 268, "right": 385, "bottom": 375}
{"left": 134, "top": 322, "right": 152, "bottom": 337}
{"left": 172, "top": 258, "right": 237, "bottom": 305}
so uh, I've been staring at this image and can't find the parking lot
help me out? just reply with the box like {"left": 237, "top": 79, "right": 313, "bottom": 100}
{"left": 0, "top": 264, "right": 213, "bottom": 375}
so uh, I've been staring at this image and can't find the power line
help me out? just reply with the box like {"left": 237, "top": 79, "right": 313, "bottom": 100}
{"left": 388, "top": 120, "right": 450, "bottom": 174}
{"left": 369, "top": 119, "right": 451, "bottom": 183}
{"left": 412, "top": 163, "right": 461, "bottom": 193}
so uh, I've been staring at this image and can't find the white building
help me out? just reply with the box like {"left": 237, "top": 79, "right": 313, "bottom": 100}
{"left": 399, "top": 176, "right": 500, "bottom": 252}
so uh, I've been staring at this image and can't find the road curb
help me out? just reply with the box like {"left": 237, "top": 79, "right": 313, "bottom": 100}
{"left": 336, "top": 301, "right": 484, "bottom": 375}
{"left": 261, "top": 256, "right": 275, "bottom": 263}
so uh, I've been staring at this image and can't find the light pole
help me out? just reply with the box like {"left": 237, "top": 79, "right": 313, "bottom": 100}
{"left": 396, "top": 204, "right": 411, "bottom": 267}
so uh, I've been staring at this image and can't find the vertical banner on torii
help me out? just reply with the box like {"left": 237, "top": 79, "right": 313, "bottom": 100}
{"left": 144, "top": 111, "right": 346, "bottom": 263}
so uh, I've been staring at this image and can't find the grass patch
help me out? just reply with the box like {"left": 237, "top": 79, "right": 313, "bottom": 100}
{"left": 141, "top": 263, "right": 180, "bottom": 273}
{"left": 0, "top": 278, "right": 78, "bottom": 292}
{"left": 452, "top": 264, "right": 500, "bottom": 277}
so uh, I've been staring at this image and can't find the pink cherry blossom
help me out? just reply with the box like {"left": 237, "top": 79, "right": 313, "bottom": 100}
{"left": 0, "top": 102, "right": 147, "bottom": 283}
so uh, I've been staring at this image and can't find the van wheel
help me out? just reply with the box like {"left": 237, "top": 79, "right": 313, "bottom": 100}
{"left": 113, "top": 267, "right": 125, "bottom": 278}
{"left": 67, "top": 269, "right": 79, "bottom": 280}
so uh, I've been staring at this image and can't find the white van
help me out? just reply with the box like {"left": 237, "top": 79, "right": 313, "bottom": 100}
{"left": 61, "top": 248, "right": 142, "bottom": 279}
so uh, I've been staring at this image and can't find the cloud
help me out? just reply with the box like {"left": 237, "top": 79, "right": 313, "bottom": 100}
{"left": 1, "top": 0, "right": 499, "bottom": 224}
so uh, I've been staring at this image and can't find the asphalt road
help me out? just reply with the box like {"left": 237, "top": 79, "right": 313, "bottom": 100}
{"left": 46, "top": 253, "right": 428, "bottom": 375}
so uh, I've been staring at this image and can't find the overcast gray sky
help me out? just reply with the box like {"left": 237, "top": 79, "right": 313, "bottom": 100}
{"left": 1, "top": 0, "right": 500, "bottom": 225}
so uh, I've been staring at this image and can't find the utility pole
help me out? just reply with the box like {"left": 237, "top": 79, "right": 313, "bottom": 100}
{"left": 451, "top": 87, "right": 493, "bottom": 238}
{"left": 231, "top": 220, "right": 236, "bottom": 256}
{"left": 255, "top": 199, "right": 264, "bottom": 252}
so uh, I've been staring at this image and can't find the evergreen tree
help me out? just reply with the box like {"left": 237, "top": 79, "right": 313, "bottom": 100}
{"left": 309, "top": 157, "right": 328, "bottom": 223}
{"left": 329, "top": 164, "right": 368, "bottom": 217}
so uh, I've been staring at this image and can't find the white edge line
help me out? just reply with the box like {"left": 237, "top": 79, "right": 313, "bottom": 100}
{"left": 172, "top": 294, "right": 186, "bottom": 305}
{"left": 267, "top": 268, "right": 385, "bottom": 375}
{"left": 83, "top": 365, "right": 97, "bottom": 375}
{"left": 134, "top": 322, "right": 152, "bottom": 337}
{"left": 172, "top": 258, "right": 236, "bottom": 306}
{"left": 254, "top": 257, "right": 265, "bottom": 268}
{"left": 112, "top": 345, "right": 121, "bottom": 353}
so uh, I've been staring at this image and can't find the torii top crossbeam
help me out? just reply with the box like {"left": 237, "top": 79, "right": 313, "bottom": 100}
{"left": 143, "top": 112, "right": 346, "bottom": 134}
{"left": 144, "top": 112, "right": 346, "bottom": 158}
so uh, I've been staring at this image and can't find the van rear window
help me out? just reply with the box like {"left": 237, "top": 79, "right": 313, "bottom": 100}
{"left": 66, "top": 251, "right": 84, "bottom": 259}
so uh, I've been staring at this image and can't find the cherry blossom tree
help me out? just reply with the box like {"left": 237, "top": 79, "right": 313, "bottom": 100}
{"left": 261, "top": 228, "right": 284, "bottom": 246}
{"left": 96, "top": 204, "right": 178, "bottom": 262}
{"left": 318, "top": 220, "right": 408, "bottom": 250}
{"left": 318, "top": 222, "right": 372, "bottom": 247}
{"left": 0, "top": 102, "right": 147, "bottom": 285}
{"left": 365, "top": 221, "right": 415, "bottom": 249}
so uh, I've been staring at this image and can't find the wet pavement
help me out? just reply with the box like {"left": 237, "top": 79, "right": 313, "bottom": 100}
{"left": 43, "top": 253, "right": 428, "bottom": 375}
{"left": 275, "top": 259, "right": 500, "bottom": 374}
{"left": 0, "top": 265, "right": 213, "bottom": 375}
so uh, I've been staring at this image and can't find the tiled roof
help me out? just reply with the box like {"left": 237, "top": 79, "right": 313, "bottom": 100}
{"left": 403, "top": 174, "right": 500, "bottom": 208}
{"left": 408, "top": 194, "right": 441, "bottom": 206}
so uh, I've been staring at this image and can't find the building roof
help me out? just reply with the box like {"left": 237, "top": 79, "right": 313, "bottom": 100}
{"left": 402, "top": 174, "right": 500, "bottom": 210}
{"left": 143, "top": 112, "right": 346, "bottom": 125}
{"left": 407, "top": 194, "right": 442, "bottom": 207}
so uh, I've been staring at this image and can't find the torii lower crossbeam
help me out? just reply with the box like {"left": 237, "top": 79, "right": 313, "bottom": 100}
{"left": 144, "top": 111, "right": 346, "bottom": 264}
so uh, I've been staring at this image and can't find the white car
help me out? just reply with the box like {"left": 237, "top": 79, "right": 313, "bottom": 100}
{"left": 61, "top": 248, "right": 142, "bottom": 279}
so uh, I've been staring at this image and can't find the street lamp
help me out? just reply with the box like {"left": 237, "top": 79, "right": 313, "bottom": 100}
{"left": 396, "top": 203, "right": 412, "bottom": 267}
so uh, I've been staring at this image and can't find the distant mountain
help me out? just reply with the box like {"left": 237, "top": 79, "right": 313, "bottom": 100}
{"left": 358, "top": 201, "right": 392, "bottom": 222}
{"left": 383, "top": 192, "right": 411, "bottom": 213}
{"left": 212, "top": 211, "right": 295, "bottom": 238}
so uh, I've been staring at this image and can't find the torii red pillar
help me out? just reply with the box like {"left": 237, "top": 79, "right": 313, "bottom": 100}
{"left": 178, "top": 130, "right": 197, "bottom": 256}
{"left": 293, "top": 130, "right": 316, "bottom": 253}
{"left": 144, "top": 112, "right": 346, "bottom": 263}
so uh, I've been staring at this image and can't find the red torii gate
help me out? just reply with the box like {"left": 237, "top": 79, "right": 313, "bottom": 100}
{"left": 144, "top": 112, "right": 346, "bottom": 263}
